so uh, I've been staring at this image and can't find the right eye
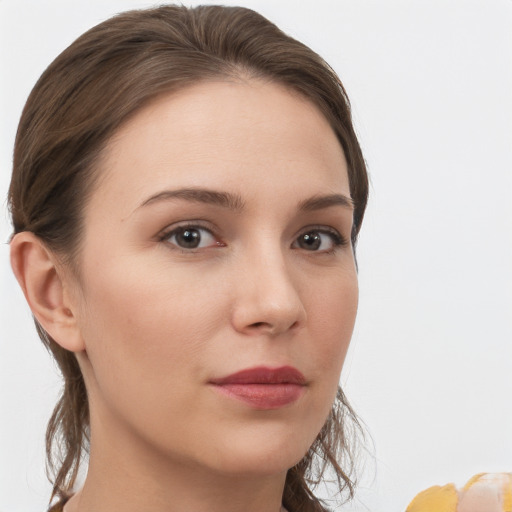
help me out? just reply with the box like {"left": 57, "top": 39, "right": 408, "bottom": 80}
{"left": 163, "top": 225, "right": 220, "bottom": 250}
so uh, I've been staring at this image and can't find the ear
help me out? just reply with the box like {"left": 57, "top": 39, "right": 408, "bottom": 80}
{"left": 10, "top": 232, "right": 85, "bottom": 352}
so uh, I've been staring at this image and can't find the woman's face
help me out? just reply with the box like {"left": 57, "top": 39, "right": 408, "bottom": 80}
{"left": 71, "top": 79, "right": 358, "bottom": 476}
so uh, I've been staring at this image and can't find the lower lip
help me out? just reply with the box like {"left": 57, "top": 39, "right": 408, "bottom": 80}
{"left": 210, "top": 383, "right": 305, "bottom": 409}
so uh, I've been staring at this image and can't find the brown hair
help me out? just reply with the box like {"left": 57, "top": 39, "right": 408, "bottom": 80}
{"left": 8, "top": 5, "right": 369, "bottom": 511}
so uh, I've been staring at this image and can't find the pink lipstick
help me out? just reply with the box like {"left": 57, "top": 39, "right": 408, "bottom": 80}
{"left": 209, "top": 366, "right": 306, "bottom": 409}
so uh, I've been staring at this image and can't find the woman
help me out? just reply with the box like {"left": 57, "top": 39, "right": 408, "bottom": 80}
{"left": 8, "top": 5, "right": 368, "bottom": 512}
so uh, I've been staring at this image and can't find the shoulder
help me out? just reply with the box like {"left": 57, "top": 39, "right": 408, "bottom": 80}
{"left": 406, "top": 473, "right": 512, "bottom": 512}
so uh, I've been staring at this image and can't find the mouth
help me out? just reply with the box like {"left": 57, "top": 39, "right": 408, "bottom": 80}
{"left": 208, "top": 366, "right": 307, "bottom": 410}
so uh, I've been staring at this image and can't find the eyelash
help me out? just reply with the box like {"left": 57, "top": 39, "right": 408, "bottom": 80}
{"left": 158, "top": 222, "right": 222, "bottom": 251}
{"left": 294, "top": 225, "right": 348, "bottom": 253}
{"left": 158, "top": 223, "right": 348, "bottom": 253}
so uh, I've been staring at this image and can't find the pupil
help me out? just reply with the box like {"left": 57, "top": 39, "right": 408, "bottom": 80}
{"left": 177, "top": 228, "right": 200, "bottom": 248}
{"left": 301, "top": 232, "right": 321, "bottom": 250}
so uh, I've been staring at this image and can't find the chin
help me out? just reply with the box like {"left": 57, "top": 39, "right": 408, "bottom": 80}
{"left": 197, "top": 425, "right": 315, "bottom": 477}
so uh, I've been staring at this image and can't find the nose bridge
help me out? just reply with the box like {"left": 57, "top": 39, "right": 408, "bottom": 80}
{"left": 231, "top": 235, "right": 306, "bottom": 335}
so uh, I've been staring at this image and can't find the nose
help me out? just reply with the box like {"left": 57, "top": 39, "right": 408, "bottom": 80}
{"left": 230, "top": 248, "right": 307, "bottom": 337}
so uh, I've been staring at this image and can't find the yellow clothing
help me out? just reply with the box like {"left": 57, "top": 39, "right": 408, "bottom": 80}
{"left": 407, "top": 473, "right": 512, "bottom": 512}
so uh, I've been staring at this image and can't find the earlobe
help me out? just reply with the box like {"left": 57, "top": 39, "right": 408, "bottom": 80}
{"left": 10, "top": 232, "right": 85, "bottom": 352}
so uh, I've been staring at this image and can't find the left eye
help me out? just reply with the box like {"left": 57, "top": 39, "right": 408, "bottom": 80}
{"left": 293, "top": 230, "right": 342, "bottom": 252}
{"left": 164, "top": 226, "right": 218, "bottom": 250}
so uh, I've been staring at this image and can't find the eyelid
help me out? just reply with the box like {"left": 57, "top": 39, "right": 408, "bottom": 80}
{"left": 158, "top": 221, "right": 223, "bottom": 248}
{"left": 293, "top": 225, "right": 348, "bottom": 251}
{"left": 156, "top": 221, "right": 348, "bottom": 253}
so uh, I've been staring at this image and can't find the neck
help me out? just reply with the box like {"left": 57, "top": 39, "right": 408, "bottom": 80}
{"left": 64, "top": 409, "right": 287, "bottom": 512}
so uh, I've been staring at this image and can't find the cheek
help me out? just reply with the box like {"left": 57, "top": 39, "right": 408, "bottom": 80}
{"left": 314, "top": 268, "right": 358, "bottom": 333}
{"left": 305, "top": 269, "right": 358, "bottom": 381}
{"left": 76, "top": 256, "right": 228, "bottom": 406}
{"left": 286, "top": 269, "right": 358, "bottom": 453}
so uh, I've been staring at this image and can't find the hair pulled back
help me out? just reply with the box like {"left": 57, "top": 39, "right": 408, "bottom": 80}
{"left": 8, "top": 5, "right": 369, "bottom": 511}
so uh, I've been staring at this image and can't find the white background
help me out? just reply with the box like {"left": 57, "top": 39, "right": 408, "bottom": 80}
{"left": 1, "top": 1, "right": 511, "bottom": 511}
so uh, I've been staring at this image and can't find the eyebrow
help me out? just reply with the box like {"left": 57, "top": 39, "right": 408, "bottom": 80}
{"left": 298, "top": 193, "right": 354, "bottom": 212}
{"left": 136, "top": 187, "right": 353, "bottom": 213}
{"left": 138, "top": 188, "right": 245, "bottom": 212}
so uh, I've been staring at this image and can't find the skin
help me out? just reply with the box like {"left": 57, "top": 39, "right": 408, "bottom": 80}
{"left": 11, "top": 79, "right": 358, "bottom": 512}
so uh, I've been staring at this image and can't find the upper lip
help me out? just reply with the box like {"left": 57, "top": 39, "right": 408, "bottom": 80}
{"left": 209, "top": 366, "right": 306, "bottom": 385}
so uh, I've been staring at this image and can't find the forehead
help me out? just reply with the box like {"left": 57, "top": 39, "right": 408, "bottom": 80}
{"left": 90, "top": 79, "right": 349, "bottom": 215}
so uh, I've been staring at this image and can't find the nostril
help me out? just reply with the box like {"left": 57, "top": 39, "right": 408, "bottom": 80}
{"left": 249, "top": 322, "right": 267, "bottom": 329}
{"left": 247, "top": 320, "right": 301, "bottom": 334}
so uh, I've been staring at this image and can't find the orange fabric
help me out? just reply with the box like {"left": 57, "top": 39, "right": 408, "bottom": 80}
{"left": 406, "top": 483, "right": 458, "bottom": 512}
{"left": 406, "top": 473, "right": 512, "bottom": 512}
